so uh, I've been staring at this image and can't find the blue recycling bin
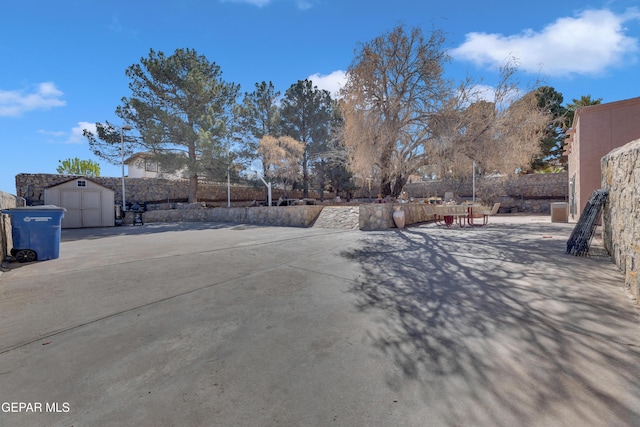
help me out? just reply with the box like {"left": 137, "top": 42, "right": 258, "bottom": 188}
{"left": 1, "top": 206, "right": 66, "bottom": 262}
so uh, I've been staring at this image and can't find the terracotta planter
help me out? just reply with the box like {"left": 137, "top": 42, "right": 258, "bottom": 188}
{"left": 392, "top": 206, "right": 406, "bottom": 229}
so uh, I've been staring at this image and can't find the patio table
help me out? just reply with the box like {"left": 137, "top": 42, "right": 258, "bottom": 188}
{"left": 464, "top": 204, "right": 486, "bottom": 227}
{"left": 434, "top": 204, "right": 469, "bottom": 227}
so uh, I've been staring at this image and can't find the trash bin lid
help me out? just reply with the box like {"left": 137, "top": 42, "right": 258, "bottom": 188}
{"left": 1, "top": 205, "right": 67, "bottom": 213}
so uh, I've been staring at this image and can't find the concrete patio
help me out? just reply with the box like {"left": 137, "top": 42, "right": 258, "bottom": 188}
{"left": 0, "top": 216, "right": 638, "bottom": 426}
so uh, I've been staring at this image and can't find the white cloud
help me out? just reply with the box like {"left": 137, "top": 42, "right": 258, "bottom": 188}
{"left": 37, "top": 129, "right": 66, "bottom": 138}
{"left": 295, "top": 0, "right": 312, "bottom": 10}
{"left": 0, "top": 82, "right": 66, "bottom": 117}
{"left": 220, "top": 0, "right": 271, "bottom": 6}
{"left": 451, "top": 8, "right": 640, "bottom": 76}
{"left": 37, "top": 122, "right": 96, "bottom": 145}
{"left": 465, "top": 84, "right": 497, "bottom": 103}
{"left": 220, "top": 0, "right": 313, "bottom": 9}
{"left": 68, "top": 122, "right": 96, "bottom": 144}
{"left": 307, "top": 70, "right": 347, "bottom": 98}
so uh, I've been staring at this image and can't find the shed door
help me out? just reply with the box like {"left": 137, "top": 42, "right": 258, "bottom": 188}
{"left": 61, "top": 190, "right": 82, "bottom": 228}
{"left": 60, "top": 189, "right": 102, "bottom": 228}
{"left": 82, "top": 190, "right": 102, "bottom": 227}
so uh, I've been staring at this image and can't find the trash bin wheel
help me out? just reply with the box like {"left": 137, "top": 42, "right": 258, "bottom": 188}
{"left": 15, "top": 249, "right": 37, "bottom": 263}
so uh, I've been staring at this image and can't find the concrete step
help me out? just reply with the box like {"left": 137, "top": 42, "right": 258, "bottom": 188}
{"left": 313, "top": 206, "right": 359, "bottom": 229}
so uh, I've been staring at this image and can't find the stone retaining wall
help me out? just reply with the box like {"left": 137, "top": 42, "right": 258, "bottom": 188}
{"left": 0, "top": 191, "right": 23, "bottom": 264}
{"left": 124, "top": 203, "right": 432, "bottom": 230}
{"left": 124, "top": 205, "right": 324, "bottom": 228}
{"left": 359, "top": 203, "right": 434, "bottom": 230}
{"left": 403, "top": 172, "right": 568, "bottom": 213}
{"left": 15, "top": 173, "right": 318, "bottom": 206}
{"left": 601, "top": 138, "right": 640, "bottom": 302}
{"left": 15, "top": 173, "right": 566, "bottom": 215}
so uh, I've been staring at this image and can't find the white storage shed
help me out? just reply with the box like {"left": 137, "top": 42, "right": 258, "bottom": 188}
{"left": 44, "top": 178, "right": 115, "bottom": 228}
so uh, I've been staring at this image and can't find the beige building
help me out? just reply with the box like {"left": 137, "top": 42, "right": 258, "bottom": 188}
{"left": 125, "top": 152, "right": 186, "bottom": 180}
{"left": 564, "top": 96, "right": 640, "bottom": 218}
{"left": 44, "top": 177, "right": 115, "bottom": 228}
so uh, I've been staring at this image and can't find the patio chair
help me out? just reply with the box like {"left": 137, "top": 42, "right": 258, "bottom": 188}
{"left": 422, "top": 204, "right": 437, "bottom": 223}
{"left": 476, "top": 203, "right": 501, "bottom": 226}
{"left": 433, "top": 204, "right": 468, "bottom": 227}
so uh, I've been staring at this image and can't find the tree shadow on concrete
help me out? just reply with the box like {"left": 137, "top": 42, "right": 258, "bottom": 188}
{"left": 342, "top": 222, "right": 640, "bottom": 426}
{"left": 60, "top": 222, "right": 242, "bottom": 242}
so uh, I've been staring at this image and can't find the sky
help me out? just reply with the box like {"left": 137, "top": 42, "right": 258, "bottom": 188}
{"left": 1, "top": 0, "right": 639, "bottom": 195}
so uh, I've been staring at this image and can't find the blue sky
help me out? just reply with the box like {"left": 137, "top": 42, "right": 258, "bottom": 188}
{"left": 1, "top": 0, "right": 639, "bottom": 194}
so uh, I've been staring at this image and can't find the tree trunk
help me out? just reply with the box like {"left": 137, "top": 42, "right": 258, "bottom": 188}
{"left": 188, "top": 174, "right": 198, "bottom": 203}
{"left": 391, "top": 174, "right": 406, "bottom": 198}
{"left": 380, "top": 174, "right": 392, "bottom": 197}
{"left": 302, "top": 151, "right": 309, "bottom": 199}
{"left": 380, "top": 172, "right": 407, "bottom": 198}
{"left": 188, "top": 139, "right": 198, "bottom": 203}
{"left": 318, "top": 178, "right": 325, "bottom": 202}
{"left": 262, "top": 164, "right": 270, "bottom": 204}
{"left": 378, "top": 146, "right": 394, "bottom": 197}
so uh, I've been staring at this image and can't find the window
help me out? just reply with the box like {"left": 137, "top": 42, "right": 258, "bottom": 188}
{"left": 77, "top": 180, "right": 87, "bottom": 187}
{"left": 145, "top": 160, "right": 158, "bottom": 172}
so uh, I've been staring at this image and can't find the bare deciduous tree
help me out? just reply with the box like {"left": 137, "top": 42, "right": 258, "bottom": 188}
{"left": 341, "top": 25, "right": 450, "bottom": 197}
{"left": 258, "top": 135, "right": 304, "bottom": 197}
{"left": 342, "top": 26, "right": 550, "bottom": 200}
{"left": 427, "top": 62, "right": 551, "bottom": 200}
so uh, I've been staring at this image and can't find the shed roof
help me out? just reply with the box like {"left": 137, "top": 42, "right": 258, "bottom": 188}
{"left": 45, "top": 176, "right": 113, "bottom": 191}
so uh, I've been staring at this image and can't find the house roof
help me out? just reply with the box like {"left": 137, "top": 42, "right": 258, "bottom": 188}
{"left": 124, "top": 152, "right": 155, "bottom": 164}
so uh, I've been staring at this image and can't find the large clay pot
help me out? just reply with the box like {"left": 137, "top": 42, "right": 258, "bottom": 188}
{"left": 393, "top": 206, "right": 406, "bottom": 229}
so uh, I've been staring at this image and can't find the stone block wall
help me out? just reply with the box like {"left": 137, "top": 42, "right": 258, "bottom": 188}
{"left": 123, "top": 202, "right": 430, "bottom": 230}
{"left": 403, "top": 172, "right": 568, "bottom": 213}
{"left": 15, "top": 173, "right": 565, "bottom": 214}
{"left": 15, "top": 173, "right": 318, "bottom": 206}
{"left": 601, "top": 138, "right": 640, "bottom": 302}
{"left": 120, "top": 202, "right": 435, "bottom": 230}
{"left": 359, "top": 203, "right": 434, "bottom": 230}
{"left": 124, "top": 205, "right": 324, "bottom": 228}
{"left": 0, "top": 191, "right": 23, "bottom": 263}
{"left": 359, "top": 204, "right": 394, "bottom": 230}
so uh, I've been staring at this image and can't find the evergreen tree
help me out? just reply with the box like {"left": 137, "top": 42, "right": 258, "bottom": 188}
{"left": 84, "top": 48, "right": 239, "bottom": 202}
{"left": 280, "top": 79, "right": 334, "bottom": 199}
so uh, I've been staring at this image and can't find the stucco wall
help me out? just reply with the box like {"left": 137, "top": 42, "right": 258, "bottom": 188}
{"left": 601, "top": 138, "right": 640, "bottom": 302}
{"left": 566, "top": 97, "right": 640, "bottom": 217}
